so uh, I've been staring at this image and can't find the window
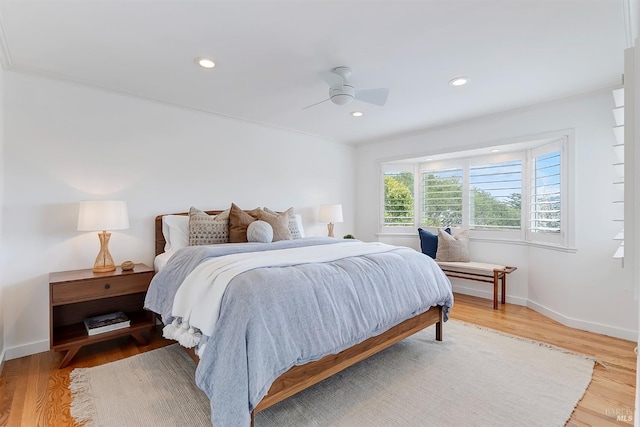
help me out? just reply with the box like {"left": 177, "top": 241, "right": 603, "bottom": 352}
{"left": 380, "top": 134, "right": 572, "bottom": 248}
{"left": 526, "top": 139, "right": 567, "bottom": 245}
{"left": 420, "top": 155, "right": 523, "bottom": 235}
{"left": 469, "top": 160, "right": 522, "bottom": 230}
{"left": 422, "top": 167, "right": 463, "bottom": 227}
{"left": 529, "top": 152, "right": 560, "bottom": 233}
{"left": 382, "top": 165, "right": 415, "bottom": 228}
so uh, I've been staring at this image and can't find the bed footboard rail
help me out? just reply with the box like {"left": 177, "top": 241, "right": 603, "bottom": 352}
{"left": 251, "top": 305, "right": 443, "bottom": 421}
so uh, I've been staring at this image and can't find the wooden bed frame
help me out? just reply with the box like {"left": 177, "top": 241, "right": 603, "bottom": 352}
{"left": 154, "top": 211, "right": 444, "bottom": 425}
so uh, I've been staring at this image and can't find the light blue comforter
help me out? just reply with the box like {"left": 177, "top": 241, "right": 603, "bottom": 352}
{"left": 145, "top": 238, "right": 453, "bottom": 427}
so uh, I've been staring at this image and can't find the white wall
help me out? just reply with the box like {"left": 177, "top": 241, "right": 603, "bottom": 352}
{"left": 0, "top": 71, "right": 355, "bottom": 359}
{"left": 355, "top": 89, "right": 637, "bottom": 340}
{"left": 0, "top": 63, "right": 5, "bottom": 366}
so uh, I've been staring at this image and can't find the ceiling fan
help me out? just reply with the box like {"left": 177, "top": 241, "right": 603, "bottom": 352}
{"left": 303, "top": 66, "right": 389, "bottom": 110}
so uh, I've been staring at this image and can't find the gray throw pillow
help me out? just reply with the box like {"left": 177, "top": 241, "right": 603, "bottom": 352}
{"left": 264, "top": 207, "right": 302, "bottom": 239}
{"left": 435, "top": 229, "right": 470, "bottom": 262}
{"left": 255, "top": 209, "right": 292, "bottom": 241}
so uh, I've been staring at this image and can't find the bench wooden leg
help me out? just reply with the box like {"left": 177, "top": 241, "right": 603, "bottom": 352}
{"left": 493, "top": 271, "right": 499, "bottom": 309}
{"left": 501, "top": 274, "right": 507, "bottom": 304}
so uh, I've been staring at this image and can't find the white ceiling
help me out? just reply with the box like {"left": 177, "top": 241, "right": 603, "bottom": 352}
{"left": 0, "top": 0, "right": 629, "bottom": 144}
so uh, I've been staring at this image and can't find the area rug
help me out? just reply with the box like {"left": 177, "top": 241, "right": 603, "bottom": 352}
{"left": 69, "top": 321, "right": 595, "bottom": 427}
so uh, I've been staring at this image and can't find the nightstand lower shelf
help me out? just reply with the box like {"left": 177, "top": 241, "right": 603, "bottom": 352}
{"left": 52, "top": 310, "right": 154, "bottom": 368}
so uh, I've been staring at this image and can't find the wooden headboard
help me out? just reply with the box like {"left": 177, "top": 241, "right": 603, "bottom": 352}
{"left": 155, "top": 210, "right": 224, "bottom": 256}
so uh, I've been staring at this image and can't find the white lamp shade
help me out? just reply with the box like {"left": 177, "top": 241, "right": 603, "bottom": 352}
{"left": 77, "top": 200, "right": 129, "bottom": 231}
{"left": 319, "top": 204, "right": 343, "bottom": 223}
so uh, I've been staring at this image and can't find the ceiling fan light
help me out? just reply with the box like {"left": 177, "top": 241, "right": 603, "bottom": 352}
{"left": 330, "top": 93, "right": 354, "bottom": 105}
{"left": 330, "top": 85, "right": 355, "bottom": 105}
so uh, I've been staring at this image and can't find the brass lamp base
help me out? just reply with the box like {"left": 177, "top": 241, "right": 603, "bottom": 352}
{"left": 93, "top": 231, "right": 116, "bottom": 273}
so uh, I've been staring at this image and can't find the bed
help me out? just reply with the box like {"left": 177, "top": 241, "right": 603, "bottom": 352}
{"left": 145, "top": 209, "right": 454, "bottom": 427}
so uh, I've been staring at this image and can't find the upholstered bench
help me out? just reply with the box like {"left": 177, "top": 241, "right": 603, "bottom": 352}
{"left": 436, "top": 261, "right": 517, "bottom": 309}
{"left": 417, "top": 228, "right": 517, "bottom": 310}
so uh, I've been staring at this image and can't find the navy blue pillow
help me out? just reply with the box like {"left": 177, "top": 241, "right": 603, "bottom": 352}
{"left": 418, "top": 227, "right": 451, "bottom": 259}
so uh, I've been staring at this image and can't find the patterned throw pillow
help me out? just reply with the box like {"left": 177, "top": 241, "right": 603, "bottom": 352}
{"left": 256, "top": 209, "right": 292, "bottom": 241}
{"left": 229, "top": 203, "right": 262, "bottom": 243}
{"left": 435, "top": 229, "right": 470, "bottom": 262}
{"left": 188, "top": 207, "right": 230, "bottom": 246}
{"left": 264, "top": 207, "right": 302, "bottom": 239}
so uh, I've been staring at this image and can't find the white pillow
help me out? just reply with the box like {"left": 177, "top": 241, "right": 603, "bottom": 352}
{"left": 247, "top": 220, "right": 273, "bottom": 243}
{"left": 435, "top": 229, "right": 470, "bottom": 262}
{"left": 154, "top": 250, "right": 176, "bottom": 272}
{"left": 162, "top": 215, "right": 189, "bottom": 251}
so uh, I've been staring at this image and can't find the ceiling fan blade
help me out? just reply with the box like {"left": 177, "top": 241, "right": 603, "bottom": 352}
{"left": 302, "top": 98, "right": 331, "bottom": 110}
{"left": 320, "top": 70, "right": 344, "bottom": 88}
{"left": 354, "top": 88, "right": 389, "bottom": 106}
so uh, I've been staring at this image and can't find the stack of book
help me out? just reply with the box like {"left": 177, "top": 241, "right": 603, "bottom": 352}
{"left": 84, "top": 311, "right": 130, "bottom": 336}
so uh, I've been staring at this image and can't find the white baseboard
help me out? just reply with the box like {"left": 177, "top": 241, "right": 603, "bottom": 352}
{"left": 0, "top": 348, "right": 5, "bottom": 374}
{"left": 527, "top": 299, "right": 637, "bottom": 341}
{"left": 4, "top": 339, "right": 49, "bottom": 361}
{"left": 452, "top": 286, "right": 638, "bottom": 341}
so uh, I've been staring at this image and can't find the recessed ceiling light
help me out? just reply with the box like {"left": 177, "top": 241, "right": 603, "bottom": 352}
{"left": 491, "top": 149, "right": 501, "bottom": 153}
{"left": 425, "top": 158, "right": 433, "bottom": 161}
{"left": 194, "top": 57, "right": 216, "bottom": 69}
{"left": 350, "top": 111, "right": 364, "bottom": 117}
{"left": 449, "top": 77, "right": 470, "bottom": 87}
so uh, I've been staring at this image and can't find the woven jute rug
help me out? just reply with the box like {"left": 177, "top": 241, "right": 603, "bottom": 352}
{"left": 70, "top": 321, "right": 594, "bottom": 426}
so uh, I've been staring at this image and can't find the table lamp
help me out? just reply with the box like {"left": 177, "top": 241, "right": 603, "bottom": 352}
{"left": 77, "top": 200, "right": 129, "bottom": 273}
{"left": 319, "top": 204, "right": 343, "bottom": 238}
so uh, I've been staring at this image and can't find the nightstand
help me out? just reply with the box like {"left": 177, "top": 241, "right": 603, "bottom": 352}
{"left": 49, "top": 263, "right": 155, "bottom": 368}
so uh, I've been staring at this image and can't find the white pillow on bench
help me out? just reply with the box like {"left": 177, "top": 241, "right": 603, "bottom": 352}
{"left": 435, "top": 229, "right": 470, "bottom": 262}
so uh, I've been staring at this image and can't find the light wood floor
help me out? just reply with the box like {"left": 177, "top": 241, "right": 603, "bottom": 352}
{"left": 0, "top": 293, "right": 636, "bottom": 426}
